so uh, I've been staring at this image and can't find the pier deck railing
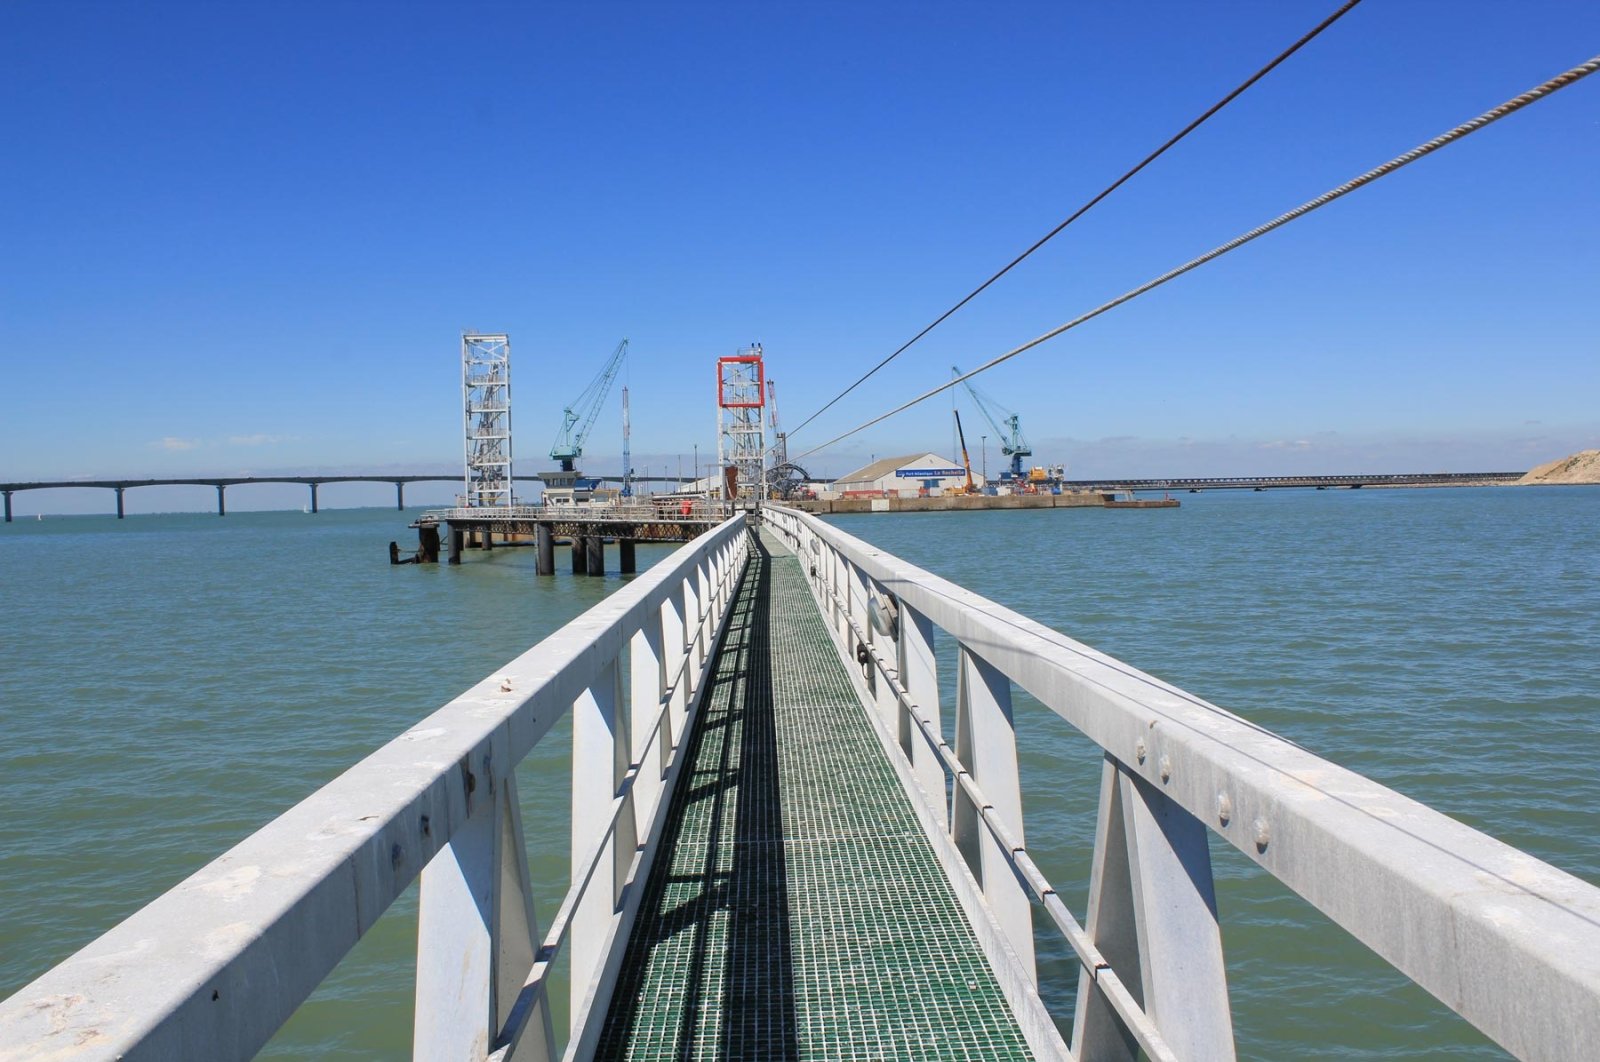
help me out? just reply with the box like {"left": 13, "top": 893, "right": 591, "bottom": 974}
{"left": 762, "top": 504, "right": 1600, "bottom": 1062}
{"left": 422, "top": 502, "right": 732, "bottom": 525}
{"left": 0, "top": 515, "right": 752, "bottom": 1062}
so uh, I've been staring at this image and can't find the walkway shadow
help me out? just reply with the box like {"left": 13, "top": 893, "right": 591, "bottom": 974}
{"left": 596, "top": 537, "right": 799, "bottom": 1061}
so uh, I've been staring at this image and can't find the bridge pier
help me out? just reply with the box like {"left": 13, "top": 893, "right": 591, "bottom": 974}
{"left": 309, "top": 483, "right": 319, "bottom": 514}
{"left": 216, "top": 484, "right": 226, "bottom": 516}
{"left": 115, "top": 487, "right": 125, "bottom": 519}
{"left": 619, "top": 538, "right": 636, "bottom": 574}
{"left": 536, "top": 525, "right": 554, "bottom": 575}
{"left": 3, "top": 490, "right": 11, "bottom": 522}
{"left": 395, "top": 482, "right": 405, "bottom": 510}
{"left": 585, "top": 535, "right": 605, "bottom": 576}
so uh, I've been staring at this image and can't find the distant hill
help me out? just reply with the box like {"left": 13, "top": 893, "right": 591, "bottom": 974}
{"left": 1519, "top": 449, "right": 1600, "bottom": 485}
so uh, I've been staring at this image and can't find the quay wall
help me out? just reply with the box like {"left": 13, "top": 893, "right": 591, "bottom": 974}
{"left": 783, "top": 491, "right": 1109, "bottom": 515}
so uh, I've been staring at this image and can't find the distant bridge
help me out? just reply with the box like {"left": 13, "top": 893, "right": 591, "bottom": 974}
{"left": 1062, "top": 471, "right": 1523, "bottom": 492}
{"left": 0, "top": 474, "right": 689, "bottom": 521}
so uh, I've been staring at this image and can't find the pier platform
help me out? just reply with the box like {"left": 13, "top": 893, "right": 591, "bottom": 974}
{"left": 405, "top": 503, "right": 728, "bottom": 572}
{"left": 595, "top": 532, "right": 1033, "bottom": 1060}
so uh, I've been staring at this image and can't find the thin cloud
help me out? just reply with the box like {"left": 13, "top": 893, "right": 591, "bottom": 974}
{"left": 228, "top": 433, "right": 292, "bottom": 447}
{"left": 151, "top": 436, "right": 200, "bottom": 451}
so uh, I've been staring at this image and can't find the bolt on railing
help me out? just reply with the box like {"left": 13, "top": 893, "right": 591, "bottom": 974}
{"left": 0, "top": 516, "right": 752, "bottom": 1062}
{"left": 762, "top": 504, "right": 1600, "bottom": 1062}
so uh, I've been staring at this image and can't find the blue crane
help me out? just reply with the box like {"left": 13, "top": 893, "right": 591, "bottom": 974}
{"left": 551, "top": 339, "right": 629, "bottom": 473}
{"left": 952, "top": 365, "right": 1032, "bottom": 479}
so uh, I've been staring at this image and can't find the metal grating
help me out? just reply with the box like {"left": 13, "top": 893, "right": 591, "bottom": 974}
{"left": 594, "top": 532, "right": 1033, "bottom": 1061}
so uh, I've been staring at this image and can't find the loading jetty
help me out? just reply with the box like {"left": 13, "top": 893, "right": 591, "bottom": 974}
{"left": 5, "top": 504, "right": 1596, "bottom": 1061}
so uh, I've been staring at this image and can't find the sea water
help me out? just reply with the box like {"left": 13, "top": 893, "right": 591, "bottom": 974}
{"left": 1, "top": 488, "right": 1595, "bottom": 1058}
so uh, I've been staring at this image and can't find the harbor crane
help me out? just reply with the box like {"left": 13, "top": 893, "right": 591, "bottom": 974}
{"left": 763, "top": 377, "right": 812, "bottom": 499}
{"left": 953, "top": 409, "right": 978, "bottom": 495}
{"left": 551, "top": 339, "right": 628, "bottom": 473}
{"left": 952, "top": 365, "right": 1031, "bottom": 480}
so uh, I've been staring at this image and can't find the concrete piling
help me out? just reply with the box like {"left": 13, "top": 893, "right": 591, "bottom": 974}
{"left": 620, "top": 538, "right": 636, "bottom": 574}
{"left": 448, "top": 527, "right": 463, "bottom": 565}
{"left": 537, "top": 525, "right": 554, "bottom": 575}
{"left": 585, "top": 534, "right": 604, "bottom": 576}
{"left": 571, "top": 538, "right": 586, "bottom": 574}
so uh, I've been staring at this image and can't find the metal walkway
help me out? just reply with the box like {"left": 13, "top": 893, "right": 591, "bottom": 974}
{"left": 594, "top": 532, "right": 1034, "bottom": 1061}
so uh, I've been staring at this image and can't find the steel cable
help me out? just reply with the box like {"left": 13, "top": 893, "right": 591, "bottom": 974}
{"left": 794, "top": 54, "right": 1600, "bottom": 464}
{"left": 788, "top": 0, "right": 1367, "bottom": 438}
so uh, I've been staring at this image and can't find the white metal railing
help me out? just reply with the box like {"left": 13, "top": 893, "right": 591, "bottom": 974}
{"left": 0, "top": 515, "right": 752, "bottom": 1062}
{"left": 762, "top": 504, "right": 1600, "bottom": 1062}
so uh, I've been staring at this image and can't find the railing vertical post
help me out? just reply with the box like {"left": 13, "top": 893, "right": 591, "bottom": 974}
{"left": 663, "top": 590, "right": 689, "bottom": 744}
{"left": 898, "top": 603, "right": 946, "bottom": 829}
{"left": 838, "top": 546, "right": 851, "bottom": 630}
{"left": 865, "top": 579, "right": 897, "bottom": 729}
{"left": 630, "top": 608, "right": 667, "bottom": 831}
{"left": 571, "top": 657, "right": 626, "bottom": 1027}
{"left": 696, "top": 556, "right": 712, "bottom": 664}
{"left": 1073, "top": 754, "right": 1234, "bottom": 1062}
{"left": 415, "top": 767, "right": 551, "bottom": 1062}
{"left": 953, "top": 645, "right": 1035, "bottom": 980}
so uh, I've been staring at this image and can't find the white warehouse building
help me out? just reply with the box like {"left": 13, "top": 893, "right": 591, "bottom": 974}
{"left": 830, "top": 453, "right": 984, "bottom": 496}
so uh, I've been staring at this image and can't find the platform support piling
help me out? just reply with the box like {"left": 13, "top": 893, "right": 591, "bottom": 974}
{"left": 115, "top": 486, "right": 125, "bottom": 519}
{"left": 309, "top": 483, "right": 319, "bottom": 514}
{"left": 484, "top": 530, "right": 493, "bottom": 551}
{"left": 571, "top": 539, "right": 586, "bottom": 574}
{"left": 216, "top": 484, "right": 226, "bottom": 517}
{"left": 536, "top": 525, "right": 554, "bottom": 575}
{"left": 619, "top": 538, "right": 636, "bottom": 574}
{"left": 448, "top": 526, "right": 463, "bottom": 565}
{"left": 419, "top": 525, "right": 440, "bottom": 563}
{"left": 585, "top": 535, "right": 605, "bottom": 576}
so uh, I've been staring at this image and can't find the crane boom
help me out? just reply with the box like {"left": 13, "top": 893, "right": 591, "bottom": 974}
{"left": 551, "top": 339, "right": 629, "bottom": 472}
{"left": 953, "top": 410, "right": 976, "bottom": 495}
{"left": 951, "top": 364, "right": 1031, "bottom": 478}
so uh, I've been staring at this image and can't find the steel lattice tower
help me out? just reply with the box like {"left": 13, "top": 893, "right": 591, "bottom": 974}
{"left": 462, "top": 333, "right": 514, "bottom": 508}
{"left": 716, "top": 346, "right": 766, "bottom": 499}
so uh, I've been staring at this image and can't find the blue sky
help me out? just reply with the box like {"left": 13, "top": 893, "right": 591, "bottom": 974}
{"left": 3, "top": 1, "right": 1597, "bottom": 513}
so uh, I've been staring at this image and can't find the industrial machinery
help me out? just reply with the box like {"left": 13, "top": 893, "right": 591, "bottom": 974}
{"left": 952, "top": 365, "right": 1032, "bottom": 480}
{"left": 620, "top": 385, "right": 633, "bottom": 498}
{"left": 762, "top": 377, "right": 812, "bottom": 499}
{"left": 550, "top": 339, "right": 629, "bottom": 474}
{"left": 953, "top": 409, "right": 978, "bottom": 495}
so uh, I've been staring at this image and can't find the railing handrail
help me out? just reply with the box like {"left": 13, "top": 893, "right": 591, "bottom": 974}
{"left": 422, "top": 503, "right": 731, "bottom": 523}
{"left": 0, "top": 515, "right": 751, "bottom": 1062}
{"left": 763, "top": 504, "right": 1600, "bottom": 1062}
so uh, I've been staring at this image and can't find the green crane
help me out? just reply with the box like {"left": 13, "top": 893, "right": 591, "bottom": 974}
{"left": 952, "top": 365, "right": 1031, "bottom": 479}
{"left": 551, "top": 339, "right": 628, "bottom": 473}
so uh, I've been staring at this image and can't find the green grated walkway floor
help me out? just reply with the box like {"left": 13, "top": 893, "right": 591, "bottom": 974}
{"left": 594, "top": 532, "right": 1034, "bottom": 1061}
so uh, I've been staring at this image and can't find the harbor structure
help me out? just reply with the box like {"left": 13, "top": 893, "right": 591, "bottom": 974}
{"left": 462, "top": 334, "right": 515, "bottom": 508}
{"left": 715, "top": 345, "right": 766, "bottom": 499}
{"left": 830, "top": 451, "right": 985, "bottom": 497}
